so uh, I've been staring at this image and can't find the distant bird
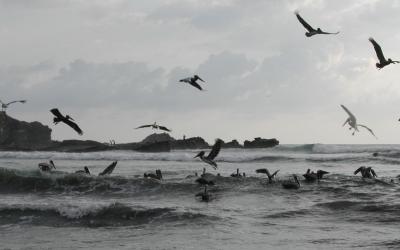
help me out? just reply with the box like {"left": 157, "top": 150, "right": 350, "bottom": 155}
{"left": 195, "top": 185, "right": 211, "bottom": 202}
{"left": 194, "top": 139, "right": 223, "bottom": 169}
{"left": 144, "top": 169, "right": 163, "bottom": 180}
{"left": 75, "top": 166, "right": 91, "bottom": 175}
{"left": 179, "top": 75, "right": 205, "bottom": 91}
{"left": 303, "top": 169, "right": 329, "bottom": 182}
{"left": 341, "top": 105, "right": 377, "bottom": 138}
{"left": 282, "top": 174, "right": 300, "bottom": 189}
{"left": 369, "top": 37, "right": 399, "bottom": 69}
{"left": 38, "top": 160, "right": 56, "bottom": 172}
{"left": 135, "top": 122, "right": 171, "bottom": 132}
{"left": 256, "top": 168, "right": 280, "bottom": 182}
{"left": 295, "top": 11, "right": 339, "bottom": 37}
{"left": 0, "top": 99, "right": 26, "bottom": 112}
{"left": 354, "top": 166, "right": 377, "bottom": 179}
{"left": 50, "top": 108, "right": 83, "bottom": 135}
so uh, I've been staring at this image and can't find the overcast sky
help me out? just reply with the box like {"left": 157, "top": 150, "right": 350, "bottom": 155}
{"left": 1, "top": 0, "right": 400, "bottom": 144}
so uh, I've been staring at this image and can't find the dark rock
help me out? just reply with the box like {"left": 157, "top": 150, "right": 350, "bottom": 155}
{"left": 46, "top": 140, "right": 111, "bottom": 152}
{"left": 135, "top": 141, "right": 171, "bottom": 152}
{"left": 171, "top": 137, "right": 209, "bottom": 149}
{"left": 140, "top": 133, "right": 175, "bottom": 144}
{"left": 222, "top": 139, "right": 243, "bottom": 148}
{"left": 244, "top": 137, "right": 279, "bottom": 148}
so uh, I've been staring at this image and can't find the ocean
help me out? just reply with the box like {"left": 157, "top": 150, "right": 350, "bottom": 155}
{"left": 1, "top": 144, "right": 400, "bottom": 249}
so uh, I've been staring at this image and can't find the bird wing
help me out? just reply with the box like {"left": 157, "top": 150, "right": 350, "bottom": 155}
{"left": 63, "top": 119, "right": 83, "bottom": 135}
{"left": 271, "top": 170, "right": 280, "bottom": 178}
{"left": 354, "top": 167, "right": 364, "bottom": 175}
{"left": 135, "top": 124, "right": 152, "bottom": 129}
{"left": 98, "top": 161, "right": 118, "bottom": 176}
{"left": 369, "top": 38, "right": 386, "bottom": 63}
{"left": 319, "top": 31, "right": 340, "bottom": 35}
{"left": 358, "top": 124, "right": 377, "bottom": 138}
{"left": 189, "top": 81, "right": 203, "bottom": 91}
{"left": 295, "top": 11, "right": 315, "bottom": 32}
{"left": 256, "top": 168, "right": 268, "bottom": 174}
{"left": 158, "top": 126, "right": 172, "bottom": 132}
{"left": 206, "top": 139, "right": 223, "bottom": 160}
{"left": 50, "top": 108, "right": 64, "bottom": 118}
{"left": 340, "top": 105, "right": 356, "bottom": 121}
{"left": 370, "top": 168, "right": 377, "bottom": 178}
{"left": 6, "top": 100, "right": 26, "bottom": 105}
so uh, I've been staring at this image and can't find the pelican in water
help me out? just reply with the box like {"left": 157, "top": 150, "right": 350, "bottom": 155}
{"left": 38, "top": 160, "right": 56, "bottom": 172}
{"left": 0, "top": 99, "right": 26, "bottom": 112}
{"left": 303, "top": 169, "right": 329, "bottom": 182}
{"left": 179, "top": 75, "right": 205, "bottom": 91}
{"left": 256, "top": 168, "right": 280, "bottom": 183}
{"left": 75, "top": 166, "right": 90, "bottom": 175}
{"left": 230, "top": 168, "right": 244, "bottom": 177}
{"left": 144, "top": 169, "right": 163, "bottom": 180}
{"left": 341, "top": 105, "right": 377, "bottom": 138}
{"left": 295, "top": 11, "right": 339, "bottom": 37}
{"left": 195, "top": 185, "right": 211, "bottom": 202}
{"left": 135, "top": 122, "right": 171, "bottom": 132}
{"left": 50, "top": 108, "right": 83, "bottom": 135}
{"left": 194, "top": 139, "right": 223, "bottom": 169}
{"left": 354, "top": 166, "right": 377, "bottom": 179}
{"left": 282, "top": 174, "right": 300, "bottom": 189}
{"left": 75, "top": 161, "right": 118, "bottom": 176}
{"left": 369, "top": 37, "right": 399, "bottom": 69}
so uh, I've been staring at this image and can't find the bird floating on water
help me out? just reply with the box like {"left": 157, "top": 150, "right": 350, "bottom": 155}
{"left": 135, "top": 122, "right": 171, "bottom": 132}
{"left": 341, "top": 105, "right": 377, "bottom": 138}
{"left": 194, "top": 139, "right": 223, "bottom": 169}
{"left": 179, "top": 75, "right": 205, "bottom": 91}
{"left": 354, "top": 166, "right": 377, "bottom": 179}
{"left": 256, "top": 168, "right": 280, "bottom": 183}
{"left": 144, "top": 169, "right": 163, "bottom": 180}
{"left": 75, "top": 161, "right": 118, "bottom": 176}
{"left": 282, "top": 174, "right": 300, "bottom": 189}
{"left": 303, "top": 169, "right": 329, "bottom": 182}
{"left": 369, "top": 37, "right": 399, "bottom": 69}
{"left": 50, "top": 108, "right": 83, "bottom": 135}
{"left": 0, "top": 99, "right": 26, "bottom": 112}
{"left": 295, "top": 11, "right": 339, "bottom": 37}
{"left": 38, "top": 160, "right": 56, "bottom": 172}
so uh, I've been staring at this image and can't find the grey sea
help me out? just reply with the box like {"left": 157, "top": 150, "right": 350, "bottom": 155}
{"left": 1, "top": 144, "right": 400, "bottom": 250}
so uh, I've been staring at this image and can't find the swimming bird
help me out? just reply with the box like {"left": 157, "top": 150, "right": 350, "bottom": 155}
{"left": 195, "top": 185, "right": 211, "bottom": 202}
{"left": 50, "top": 108, "right": 83, "bottom": 135}
{"left": 369, "top": 37, "right": 399, "bottom": 69}
{"left": 38, "top": 160, "right": 56, "bottom": 172}
{"left": 354, "top": 166, "right": 377, "bottom": 179}
{"left": 76, "top": 161, "right": 118, "bottom": 176}
{"left": 179, "top": 75, "right": 205, "bottom": 91}
{"left": 75, "top": 166, "right": 91, "bottom": 175}
{"left": 256, "top": 168, "right": 280, "bottom": 182}
{"left": 194, "top": 139, "right": 223, "bottom": 169}
{"left": 231, "top": 168, "right": 243, "bottom": 178}
{"left": 144, "top": 169, "right": 163, "bottom": 180}
{"left": 0, "top": 99, "right": 26, "bottom": 112}
{"left": 135, "top": 122, "right": 171, "bottom": 132}
{"left": 303, "top": 169, "right": 329, "bottom": 182}
{"left": 282, "top": 174, "right": 300, "bottom": 189}
{"left": 295, "top": 11, "right": 339, "bottom": 37}
{"left": 341, "top": 105, "right": 377, "bottom": 138}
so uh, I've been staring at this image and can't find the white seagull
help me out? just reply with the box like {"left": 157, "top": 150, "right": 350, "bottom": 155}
{"left": 341, "top": 105, "right": 377, "bottom": 138}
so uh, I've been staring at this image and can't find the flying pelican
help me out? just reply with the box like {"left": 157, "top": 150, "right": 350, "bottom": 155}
{"left": 295, "top": 11, "right": 339, "bottom": 37}
{"left": 256, "top": 168, "right": 280, "bottom": 182}
{"left": 341, "top": 105, "right": 377, "bottom": 138}
{"left": 282, "top": 174, "right": 300, "bottom": 189}
{"left": 369, "top": 37, "right": 399, "bottom": 69}
{"left": 76, "top": 161, "right": 118, "bottom": 176}
{"left": 179, "top": 75, "right": 205, "bottom": 91}
{"left": 135, "top": 122, "right": 172, "bottom": 132}
{"left": 303, "top": 169, "right": 329, "bottom": 182}
{"left": 354, "top": 166, "right": 377, "bottom": 179}
{"left": 0, "top": 99, "right": 26, "bottom": 112}
{"left": 194, "top": 139, "right": 223, "bottom": 169}
{"left": 38, "top": 160, "right": 56, "bottom": 172}
{"left": 50, "top": 108, "right": 83, "bottom": 135}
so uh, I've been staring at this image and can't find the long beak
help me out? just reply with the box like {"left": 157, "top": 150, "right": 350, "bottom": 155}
{"left": 198, "top": 77, "right": 205, "bottom": 82}
{"left": 194, "top": 152, "right": 201, "bottom": 158}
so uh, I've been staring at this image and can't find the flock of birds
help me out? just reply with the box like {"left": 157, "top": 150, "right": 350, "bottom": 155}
{"left": 1, "top": 11, "right": 399, "bottom": 202}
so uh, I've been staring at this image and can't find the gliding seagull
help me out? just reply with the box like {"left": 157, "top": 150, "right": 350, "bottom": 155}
{"left": 341, "top": 105, "right": 377, "bottom": 138}
{"left": 0, "top": 99, "right": 26, "bottom": 112}
{"left": 295, "top": 11, "right": 339, "bottom": 37}
{"left": 179, "top": 75, "right": 205, "bottom": 91}
{"left": 369, "top": 37, "right": 399, "bottom": 69}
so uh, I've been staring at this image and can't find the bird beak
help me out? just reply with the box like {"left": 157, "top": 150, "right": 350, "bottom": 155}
{"left": 199, "top": 77, "right": 205, "bottom": 82}
{"left": 194, "top": 153, "right": 201, "bottom": 158}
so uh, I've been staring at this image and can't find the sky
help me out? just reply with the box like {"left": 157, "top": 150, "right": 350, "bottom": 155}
{"left": 0, "top": 0, "right": 400, "bottom": 144}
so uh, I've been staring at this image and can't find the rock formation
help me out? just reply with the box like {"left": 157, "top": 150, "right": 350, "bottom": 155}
{"left": 244, "top": 137, "right": 279, "bottom": 148}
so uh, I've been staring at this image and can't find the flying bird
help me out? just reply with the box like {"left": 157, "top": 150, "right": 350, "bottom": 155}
{"left": 135, "top": 122, "right": 171, "bottom": 132}
{"left": 179, "top": 75, "right": 205, "bottom": 91}
{"left": 0, "top": 99, "right": 26, "bottom": 112}
{"left": 256, "top": 168, "right": 280, "bottom": 182}
{"left": 341, "top": 105, "right": 377, "bottom": 138}
{"left": 295, "top": 11, "right": 339, "bottom": 37}
{"left": 369, "top": 37, "right": 399, "bottom": 69}
{"left": 50, "top": 108, "right": 83, "bottom": 135}
{"left": 194, "top": 139, "right": 223, "bottom": 169}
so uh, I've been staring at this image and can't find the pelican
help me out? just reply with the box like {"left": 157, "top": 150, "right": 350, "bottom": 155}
{"left": 0, "top": 99, "right": 26, "bottom": 112}
{"left": 282, "top": 174, "right": 300, "bottom": 189}
{"left": 369, "top": 37, "right": 399, "bottom": 69}
{"left": 75, "top": 166, "right": 91, "bottom": 175}
{"left": 179, "top": 75, "right": 205, "bottom": 91}
{"left": 341, "top": 105, "right": 377, "bottom": 138}
{"left": 295, "top": 11, "right": 339, "bottom": 37}
{"left": 135, "top": 122, "right": 171, "bottom": 132}
{"left": 303, "top": 169, "right": 329, "bottom": 182}
{"left": 194, "top": 139, "right": 223, "bottom": 169}
{"left": 38, "top": 160, "right": 56, "bottom": 172}
{"left": 230, "top": 168, "right": 243, "bottom": 177}
{"left": 195, "top": 185, "right": 211, "bottom": 202}
{"left": 144, "top": 169, "right": 163, "bottom": 180}
{"left": 354, "top": 166, "right": 377, "bottom": 179}
{"left": 256, "top": 168, "right": 280, "bottom": 182}
{"left": 50, "top": 108, "right": 83, "bottom": 135}
{"left": 76, "top": 161, "right": 118, "bottom": 176}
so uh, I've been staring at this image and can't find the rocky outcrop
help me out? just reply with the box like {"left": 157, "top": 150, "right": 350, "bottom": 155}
{"left": 46, "top": 140, "right": 111, "bottom": 152}
{"left": 222, "top": 139, "right": 243, "bottom": 148}
{"left": 244, "top": 137, "right": 279, "bottom": 148}
{"left": 140, "top": 133, "right": 175, "bottom": 144}
{"left": 135, "top": 141, "right": 171, "bottom": 152}
{"left": 171, "top": 137, "right": 209, "bottom": 149}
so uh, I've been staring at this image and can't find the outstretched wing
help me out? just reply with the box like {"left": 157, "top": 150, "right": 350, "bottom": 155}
{"left": 98, "top": 161, "right": 118, "bottom": 176}
{"left": 319, "top": 31, "right": 340, "bottom": 35}
{"left": 6, "top": 100, "right": 26, "bottom": 105}
{"left": 370, "top": 168, "right": 377, "bottom": 178}
{"left": 50, "top": 108, "right": 64, "bottom": 118}
{"left": 270, "top": 170, "right": 280, "bottom": 178}
{"left": 189, "top": 81, "right": 203, "bottom": 91}
{"left": 158, "top": 126, "right": 172, "bottom": 132}
{"left": 64, "top": 119, "right": 83, "bottom": 135}
{"left": 354, "top": 166, "right": 364, "bottom": 175}
{"left": 256, "top": 168, "right": 269, "bottom": 175}
{"left": 206, "top": 139, "right": 223, "bottom": 160}
{"left": 135, "top": 124, "right": 152, "bottom": 129}
{"left": 340, "top": 105, "right": 356, "bottom": 121}
{"left": 369, "top": 38, "right": 386, "bottom": 63}
{"left": 358, "top": 124, "right": 377, "bottom": 138}
{"left": 295, "top": 11, "right": 315, "bottom": 32}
